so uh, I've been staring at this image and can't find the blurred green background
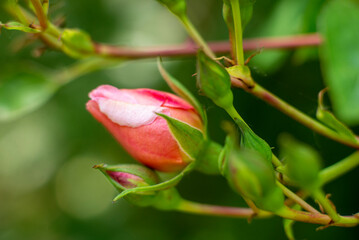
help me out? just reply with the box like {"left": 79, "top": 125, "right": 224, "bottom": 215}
{"left": 0, "top": 0, "right": 358, "bottom": 239}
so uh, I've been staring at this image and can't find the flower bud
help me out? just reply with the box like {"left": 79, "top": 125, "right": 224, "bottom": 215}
{"left": 95, "top": 164, "right": 181, "bottom": 208}
{"left": 222, "top": 139, "right": 284, "bottom": 212}
{"left": 87, "top": 85, "right": 203, "bottom": 172}
{"left": 279, "top": 134, "right": 322, "bottom": 190}
{"left": 196, "top": 50, "right": 234, "bottom": 110}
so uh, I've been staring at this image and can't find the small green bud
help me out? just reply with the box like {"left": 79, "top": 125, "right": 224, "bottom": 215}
{"left": 279, "top": 134, "right": 322, "bottom": 190}
{"left": 157, "top": 0, "right": 187, "bottom": 19}
{"left": 222, "top": 141, "right": 284, "bottom": 212}
{"left": 196, "top": 50, "right": 234, "bottom": 109}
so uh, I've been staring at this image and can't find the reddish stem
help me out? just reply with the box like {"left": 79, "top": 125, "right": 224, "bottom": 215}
{"left": 94, "top": 33, "right": 322, "bottom": 59}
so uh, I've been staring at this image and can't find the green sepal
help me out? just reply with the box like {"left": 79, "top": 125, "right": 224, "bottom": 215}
{"left": 219, "top": 134, "right": 235, "bottom": 175}
{"left": 0, "top": 21, "right": 41, "bottom": 33}
{"left": 156, "top": 0, "right": 187, "bottom": 19}
{"left": 153, "top": 188, "right": 183, "bottom": 210}
{"left": 316, "top": 90, "right": 357, "bottom": 142}
{"left": 279, "top": 134, "right": 322, "bottom": 191}
{"left": 156, "top": 112, "right": 205, "bottom": 160}
{"left": 112, "top": 162, "right": 195, "bottom": 202}
{"left": 232, "top": 118, "right": 272, "bottom": 162}
{"left": 195, "top": 140, "right": 222, "bottom": 175}
{"left": 226, "top": 64, "right": 255, "bottom": 87}
{"left": 61, "top": 29, "right": 95, "bottom": 58}
{"left": 197, "top": 50, "right": 234, "bottom": 110}
{"left": 157, "top": 58, "right": 207, "bottom": 132}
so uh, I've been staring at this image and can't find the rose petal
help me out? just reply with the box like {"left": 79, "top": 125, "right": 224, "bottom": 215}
{"left": 98, "top": 98, "right": 164, "bottom": 128}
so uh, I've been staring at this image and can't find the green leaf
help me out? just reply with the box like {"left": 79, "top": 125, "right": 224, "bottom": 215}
{"left": 156, "top": 113, "right": 205, "bottom": 159}
{"left": 0, "top": 71, "right": 58, "bottom": 121}
{"left": 250, "top": 0, "right": 310, "bottom": 73}
{"left": 318, "top": 0, "right": 359, "bottom": 125}
{"left": 61, "top": 29, "right": 95, "bottom": 58}
{"left": 157, "top": 58, "right": 206, "bottom": 126}
{"left": 0, "top": 21, "right": 41, "bottom": 33}
{"left": 223, "top": 0, "right": 256, "bottom": 31}
{"left": 316, "top": 90, "right": 357, "bottom": 142}
{"left": 156, "top": 0, "right": 187, "bottom": 19}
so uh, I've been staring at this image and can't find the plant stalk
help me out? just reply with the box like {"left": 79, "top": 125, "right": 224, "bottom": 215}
{"left": 30, "top": 0, "right": 48, "bottom": 29}
{"left": 230, "top": 82, "right": 359, "bottom": 149}
{"left": 230, "top": 0, "right": 244, "bottom": 65}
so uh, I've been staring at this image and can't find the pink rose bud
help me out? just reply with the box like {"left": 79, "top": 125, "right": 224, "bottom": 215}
{"left": 87, "top": 85, "right": 203, "bottom": 172}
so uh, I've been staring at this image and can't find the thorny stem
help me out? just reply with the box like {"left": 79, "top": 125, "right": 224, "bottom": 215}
{"left": 275, "top": 206, "right": 358, "bottom": 227}
{"left": 231, "top": 82, "right": 359, "bottom": 149}
{"left": 230, "top": 0, "right": 244, "bottom": 65}
{"left": 176, "top": 200, "right": 358, "bottom": 227}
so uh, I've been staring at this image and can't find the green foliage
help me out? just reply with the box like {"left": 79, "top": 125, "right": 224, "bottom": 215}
{"left": 0, "top": 70, "right": 57, "bottom": 121}
{"left": 0, "top": 21, "right": 41, "bottom": 33}
{"left": 250, "top": 0, "right": 311, "bottom": 73}
{"left": 156, "top": 0, "right": 187, "bottom": 19}
{"left": 222, "top": 0, "right": 256, "bottom": 31}
{"left": 318, "top": 0, "right": 359, "bottom": 125}
{"left": 317, "top": 91, "right": 357, "bottom": 142}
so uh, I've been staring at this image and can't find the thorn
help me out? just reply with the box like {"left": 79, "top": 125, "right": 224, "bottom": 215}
{"left": 316, "top": 222, "right": 334, "bottom": 231}
{"left": 247, "top": 212, "right": 258, "bottom": 223}
{"left": 214, "top": 56, "right": 235, "bottom": 66}
{"left": 244, "top": 48, "right": 263, "bottom": 65}
{"left": 315, "top": 199, "right": 325, "bottom": 213}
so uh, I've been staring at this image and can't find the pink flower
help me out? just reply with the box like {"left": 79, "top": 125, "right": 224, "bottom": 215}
{"left": 86, "top": 85, "right": 203, "bottom": 172}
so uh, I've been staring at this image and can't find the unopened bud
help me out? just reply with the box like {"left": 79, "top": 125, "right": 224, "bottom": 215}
{"left": 279, "top": 134, "right": 322, "bottom": 190}
{"left": 223, "top": 145, "right": 284, "bottom": 212}
{"left": 196, "top": 50, "right": 234, "bottom": 109}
